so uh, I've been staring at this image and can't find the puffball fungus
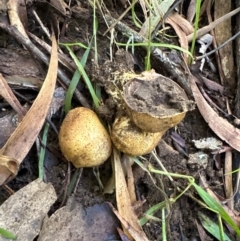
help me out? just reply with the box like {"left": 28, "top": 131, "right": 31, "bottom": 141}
{"left": 111, "top": 113, "right": 164, "bottom": 156}
{"left": 59, "top": 107, "right": 112, "bottom": 168}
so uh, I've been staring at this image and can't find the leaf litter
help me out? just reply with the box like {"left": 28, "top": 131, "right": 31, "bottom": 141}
{"left": 0, "top": 0, "right": 240, "bottom": 240}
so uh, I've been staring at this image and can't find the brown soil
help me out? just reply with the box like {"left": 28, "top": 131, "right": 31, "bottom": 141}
{"left": 0, "top": 1, "right": 238, "bottom": 241}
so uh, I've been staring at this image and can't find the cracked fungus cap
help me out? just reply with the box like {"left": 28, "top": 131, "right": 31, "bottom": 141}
{"left": 123, "top": 70, "right": 195, "bottom": 133}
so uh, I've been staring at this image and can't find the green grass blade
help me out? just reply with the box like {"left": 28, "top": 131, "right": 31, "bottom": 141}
{"left": 66, "top": 46, "right": 100, "bottom": 108}
{"left": 131, "top": 4, "right": 142, "bottom": 28}
{"left": 59, "top": 42, "right": 87, "bottom": 49}
{"left": 162, "top": 208, "right": 167, "bottom": 241}
{"left": 67, "top": 168, "right": 82, "bottom": 197}
{"left": 145, "top": 15, "right": 152, "bottom": 71}
{"left": 64, "top": 41, "right": 92, "bottom": 113}
{"left": 139, "top": 200, "right": 167, "bottom": 226}
{"left": 0, "top": 227, "right": 17, "bottom": 240}
{"left": 94, "top": 83, "right": 101, "bottom": 100}
{"left": 193, "top": 183, "right": 240, "bottom": 237}
{"left": 198, "top": 212, "right": 231, "bottom": 241}
{"left": 116, "top": 41, "right": 193, "bottom": 60}
{"left": 64, "top": 69, "right": 81, "bottom": 113}
{"left": 93, "top": 0, "right": 98, "bottom": 64}
{"left": 190, "top": 0, "right": 201, "bottom": 61}
{"left": 38, "top": 122, "right": 50, "bottom": 180}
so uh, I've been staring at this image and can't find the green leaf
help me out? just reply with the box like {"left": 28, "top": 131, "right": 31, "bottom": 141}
{"left": 0, "top": 227, "right": 17, "bottom": 240}
{"left": 59, "top": 42, "right": 87, "bottom": 49}
{"left": 198, "top": 212, "right": 231, "bottom": 241}
{"left": 64, "top": 40, "right": 93, "bottom": 113}
{"left": 66, "top": 46, "right": 100, "bottom": 108}
{"left": 190, "top": 0, "right": 201, "bottom": 62}
{"left": 193, "top": 183, "right": 240, "bottom": 237}
{"left": 139, "top": 200, "right": 167, "bottom": 226}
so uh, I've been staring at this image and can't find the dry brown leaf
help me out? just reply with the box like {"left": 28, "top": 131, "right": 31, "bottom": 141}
{"left": 167, "top": 12, "right": 194, "bottom": 35}
{"left": 187, "top": 0, "right": 196, "bottom": 24}
{"left": 200, "top": 75, "right": 224, "bottom": 94}
{"left": 109, "top": 202, "right": 149, "bottom": 241}
{"left": 223, "top": 206, "right": 240, "bottom": 227}
{"left": 113, "top": 147, "right": 149, "bottom": 241}
{"left": 0, "top": 74, "right": 26, "bottom": 117}
{"left": 7, "top": 0, "right": 28, "bottom": 38}
{"left": 189, "top": 74, "right": 240, "bottom": 152}
{"left": 0, "top": 34, "right": 58, "bottom": 185}
{"left": 28, "top": 32, "right": 76, "bottom": 73}
{"left": 138, "top": 0, "right": 147, "bottom": 20}
{"left": 5, "top": 75, "right": 43, "bottom": 90}
{"left": 18, "top": 0, "right": 28, "bottom": 30}
{"left": 165, "top": 14, "right": 190, "bottom": 62}
{"left": 195, "top": 218, "right": 208, "bottom": 241}
{"left": 125, "top": 156, "right": 137, "bottom": 205}
{"left": 117, "top": 227, "right": 131, "bottom": 241}
{"left": 187, "top": 7, "right": 240, "bottom": 41}
{"left": 49, "top": 0, "right": 70, "bottom": 16}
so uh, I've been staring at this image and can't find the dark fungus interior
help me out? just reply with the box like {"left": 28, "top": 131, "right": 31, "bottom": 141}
{"left": 123, "top": 77, "right": 190, "bottom": 117}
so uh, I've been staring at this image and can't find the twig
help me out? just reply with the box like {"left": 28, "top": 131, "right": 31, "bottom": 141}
{"left": 32, "top": 9, "right": 50, "bottom": 39}
{"left": 195, "top": 30, "right": 240, "bottom": 60}
{"left": 151, "top": 0, "right": 184, "bottom": 39}
{"left": 28, "top": 32, "right": 75, "bottom": 73}
{"left": 0, "top": 23, "right": 91, "bottom": 108}
{"left": 103, "top": 0, "right": 138, "bottom": 36}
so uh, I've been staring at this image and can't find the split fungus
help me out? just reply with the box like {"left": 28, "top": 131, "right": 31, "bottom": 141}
{"left": 111, "top": 70, "right": 194, "bottom": 156}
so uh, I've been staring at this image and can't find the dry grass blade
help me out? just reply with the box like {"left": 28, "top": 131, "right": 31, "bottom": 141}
{"left": 0, "top": 34, "right": 58, "bottom": 185}
{"left": 189, "top": 74, "right": 240, "bottom": 152}
{"left": 113, "top": 147, "right": 148, "bottom": 241}
{"left": 165, "top": 15, "right": 190, "bottom": 62}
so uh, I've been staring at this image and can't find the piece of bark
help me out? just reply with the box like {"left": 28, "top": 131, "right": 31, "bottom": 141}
{"left": 38, "top": 197, "right": 119, "bottom": 241}
{"left": 0, "top": 48, "right": 42, "bottom": 77}
{"left": 234, "top": 0, "right": 240, "bottom": 118}
{"left": 214, "top": 1, "right": 235, "bottom": 89}
{"left": 0, "top": 179, "right": 57, "bottom": 241}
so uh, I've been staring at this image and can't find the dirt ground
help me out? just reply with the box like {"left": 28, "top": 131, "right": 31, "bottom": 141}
{"left": 0, "top": 1, "right": 240, "bottom": 241}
